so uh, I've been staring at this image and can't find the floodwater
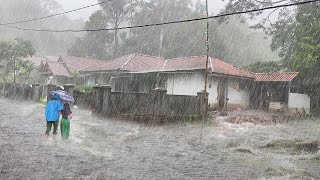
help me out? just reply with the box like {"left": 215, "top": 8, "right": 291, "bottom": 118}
{"left": 0, "top": 99, "right": 319, "bottom": 179}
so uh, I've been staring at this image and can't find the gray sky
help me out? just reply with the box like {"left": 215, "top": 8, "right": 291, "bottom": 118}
{"left": 55, "top": 0, "right": 227, "bottom": 20}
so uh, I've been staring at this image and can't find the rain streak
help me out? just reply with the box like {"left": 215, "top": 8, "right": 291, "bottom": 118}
{"left": 0, "top": 0, "right": 319, "bottom": 179}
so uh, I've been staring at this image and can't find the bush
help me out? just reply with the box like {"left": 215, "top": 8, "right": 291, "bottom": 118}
{"left": 75, "top": 85, "right": 93, "bottom": 92}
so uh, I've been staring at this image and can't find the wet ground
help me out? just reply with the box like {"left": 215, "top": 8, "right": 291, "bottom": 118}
{"left": 0, "top": 99, "right": 319, "bottom": 180}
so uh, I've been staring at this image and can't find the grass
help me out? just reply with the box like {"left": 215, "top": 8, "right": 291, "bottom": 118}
{"left": 39, "top": 97, "right": 47, "bottom": 105}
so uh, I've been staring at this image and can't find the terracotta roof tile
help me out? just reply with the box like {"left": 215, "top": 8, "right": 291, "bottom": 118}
{"left": 59, "top": 56, "right": 108, "bottom": 73}
{"left": 163, "top": 56, "right": 208, "bottom": 71}
{"left": 82, "top": 54, "right": 166, "bottom": 72}
{"left": 255, "top": 72, "right": 299, "bottom": 82}
{"left": 211, "top": 57, "right": 254, "bottom": 78}
{"left": 162, "top": 56, "right": 254, "bottom": 78}
{"left": 44, "top": 61, "right": 71, "bottom": 77}
{"left": 81, "top": 54, "right": 254, "bottom": 78}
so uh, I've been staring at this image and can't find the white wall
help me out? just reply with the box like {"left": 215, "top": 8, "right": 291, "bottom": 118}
{"left": 166, "top": 72, "right": 218, "bottom": 105}
{"left": 166, "top": 72, "right": 203, "bottom": 95}
{"left": 227, "top": 79, "right": 250, "bottom": 108}
{"left": 288, "top": 93, "right": 310, "bottom": 109}
{"left": 166, "top": 73, "right": 250, "bottom": 108}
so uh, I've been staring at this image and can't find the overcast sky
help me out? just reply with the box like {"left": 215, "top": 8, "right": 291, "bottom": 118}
{"left": 55, "top": 0, "right": 227, "bottom": 20}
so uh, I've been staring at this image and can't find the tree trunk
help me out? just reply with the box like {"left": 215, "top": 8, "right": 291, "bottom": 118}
{"left": 114, "top": 19, "right": 119, "bottom": 58}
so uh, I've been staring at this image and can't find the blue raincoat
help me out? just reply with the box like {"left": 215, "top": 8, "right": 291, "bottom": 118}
{"left": 45, "top": 94, "right": 64, "bottom": 122}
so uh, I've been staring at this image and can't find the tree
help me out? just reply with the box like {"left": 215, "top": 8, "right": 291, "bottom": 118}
{"left": 245, "top": 61, "right": 284, "bottom": 73}
{"left": 291, "top": 3, "right": 320, "bottom": 97}
{"left": 68, "top": 10, "right": 113, "bottom": 59}
{"left": 98, "top": 0, "right": 138, "bottom": 58}
{"left": 222, "top": 0, "right": 320, "bottom": 111}
{"left": 68, "top": 0, "right": 278, "bottom": 67}
{"left": 0, "top": 38, "right": 36, "bottom": 83}
{"left": 0, "top": 0, "right": 83, "bottom": 56}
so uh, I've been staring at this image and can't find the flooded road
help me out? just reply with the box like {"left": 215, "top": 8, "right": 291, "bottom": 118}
{"left": 0, "top": 99, "right": 319, "bottom": 179}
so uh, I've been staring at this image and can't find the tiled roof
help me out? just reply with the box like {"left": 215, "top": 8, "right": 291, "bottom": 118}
{"left": 255, "top": 72, "right": 299, "bottom": 82}
{"left": 81, "top": 54, "right": 253, "bottom": 78}
{"left": 162, "top": 56, "right": 254, "bottom": 78}
{"left": 163, "top": 56, "right": 208, "bottom": 71}
{"left": 23, "top": 56, "right": 59, "bottom": 66}
{"left": 82, "top": 54, "right": 166, "bottom": 72}
{"left": 211, "top": 57, "right": 254, "bottom": 78}
{"left": 59, "top": 56, "right": 108, "bottom": 73}
{"left": 41, "top": 61, "right": 71, "bottom": 77}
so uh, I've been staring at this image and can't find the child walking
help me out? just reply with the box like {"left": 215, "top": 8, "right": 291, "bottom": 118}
{"left": 60, "top": 103, "right": 72, "bottom": 139}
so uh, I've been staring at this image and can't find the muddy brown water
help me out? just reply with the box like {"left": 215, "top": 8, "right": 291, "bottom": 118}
{"left": 0, "top": 99, "right": 319, "bottom": 179}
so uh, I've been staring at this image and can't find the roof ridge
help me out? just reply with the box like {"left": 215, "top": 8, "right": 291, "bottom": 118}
{"left": 255, "top": 72, "right": 299, "bottom": 75}
{"left": 166, "top": 55, "right": 206, "bottom": 61}
{"left": 63, "top": 55, "right": 106, "bottom": 62}
{"left": 135, "top": 53, "right": 165, "bottom": 59}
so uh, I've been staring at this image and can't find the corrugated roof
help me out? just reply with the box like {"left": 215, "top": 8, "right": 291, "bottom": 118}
{"left": 255, "top": 72, "right": 299, "bottom": 82}
{"left": 82, "top": 54, "right": 166, "bottom": 72}
{"left": 59, "top": 56, "right": 108, "bottom": 73}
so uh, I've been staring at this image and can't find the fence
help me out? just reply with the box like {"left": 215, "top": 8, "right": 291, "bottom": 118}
{"left": 0, "top": 83, "right": 207, "bottom": 122}
{"left": 92, "top": 85, "right": 206, "bottom": 119}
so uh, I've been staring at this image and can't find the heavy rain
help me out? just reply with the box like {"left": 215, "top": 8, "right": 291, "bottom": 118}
{"left": 0, "top": 0, "right": 319, "bottom": 179}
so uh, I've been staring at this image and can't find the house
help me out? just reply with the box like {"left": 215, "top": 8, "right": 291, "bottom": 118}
{"left": 34, "top": 53, "right": 309, "bottom": 113}
{"left": 252, "top": 72, "right": 310, "bottom": 114}
{"left": 39, "top": 56, "right": 107, "bottom": 85}
{"left": 157, "top": 56, "right": 254, "bottom": 110}
{"left": 81, "top": 54, "right": 254, "bottom": 110}
{"left": 80, "top": 54, "right": 166, "bottom": 86}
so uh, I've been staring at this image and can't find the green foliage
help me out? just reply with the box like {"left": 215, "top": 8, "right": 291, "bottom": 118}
{"left": 68, "top": 10, "right": 113, "bottom": 59}
{"left": 75, "top": 85, "right": 93, "bottom": 92}
{"left": 98, "top": 0, "right": 138, "bottom": 58}
{"left": 69, "top": 0, "right": 278, "bottom": 67}
{"left": 222, "top": 0, "right": 320, "bottom": 111}
{"left": 0, "top": 0, "right": 83, "bottom": 55}
{"left": 245, "top": 61, "right": 284, "bottom": 73}
{"left": 0, "top": 38, "right": 36, "bottom": 83}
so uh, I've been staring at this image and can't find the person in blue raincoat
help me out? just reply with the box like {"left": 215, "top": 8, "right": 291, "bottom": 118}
{"left": 45, "top": 94, "right": 64, "bottom": 135}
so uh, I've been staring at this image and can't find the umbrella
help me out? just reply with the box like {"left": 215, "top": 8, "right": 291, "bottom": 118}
{"left": 50, "top": 90, "right": 75, "bottom": 103}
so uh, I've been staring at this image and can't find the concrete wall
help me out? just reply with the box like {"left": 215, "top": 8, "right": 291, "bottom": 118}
{"left": 288, "top": 93, "right": 310, "bottom": 114}
{"left": 166, "top": 72, "right": 218, "bottom": 105}
{"left": 227, "top": 78, "right": 250, "bottom": 109}
{"left": 92, "top": 86, "right": 205, "bottom": 119}
{"left": 74, "top": 90, "right": 94, "bottom": 109}
{"left": 166, "top": 72, "right": 250, "bottom": 109}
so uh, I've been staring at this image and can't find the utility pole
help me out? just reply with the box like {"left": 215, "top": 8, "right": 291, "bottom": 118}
{"left": 203, "top": 0, "right": 209, "bottom": 121}
{"left": 13, "top": 55, "right": 16, "bottom": 84}
{"left": 200, "top": 0, "right": 209, "bottom": 141}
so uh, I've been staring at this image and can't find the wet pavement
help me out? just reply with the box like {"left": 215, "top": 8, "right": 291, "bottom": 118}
{"left": 0, "top": 99, "right": 319, "bottom": 179}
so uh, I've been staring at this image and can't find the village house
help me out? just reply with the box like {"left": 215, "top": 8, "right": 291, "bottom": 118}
{"left": 39, "top": 56, "right": 107, "bottom": 85}
{"left": 80, "top": 53, "right": 166, "bottom": 87}
{"left": 252, "top": 72, "right": 310, "bottom": 114}
{"left": 35, "top": 53, "right": 310, "bottom": 113}
{"left": 80, "top": 54, "right": 254, "bottom": 110}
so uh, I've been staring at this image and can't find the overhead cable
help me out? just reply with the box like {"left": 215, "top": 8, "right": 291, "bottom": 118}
{"left": 1, "top": 0, "right": 319, "bottom": 33}
{"left": 0, "top": 0, "right": 112, "bottom": 26}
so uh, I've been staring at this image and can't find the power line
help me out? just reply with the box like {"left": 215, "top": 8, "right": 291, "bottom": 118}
{"left": 2, "top": 0, "right": 319, "bottom": 33}
{"left": 0, "top": 0, "right": 112, "bottom": 26}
